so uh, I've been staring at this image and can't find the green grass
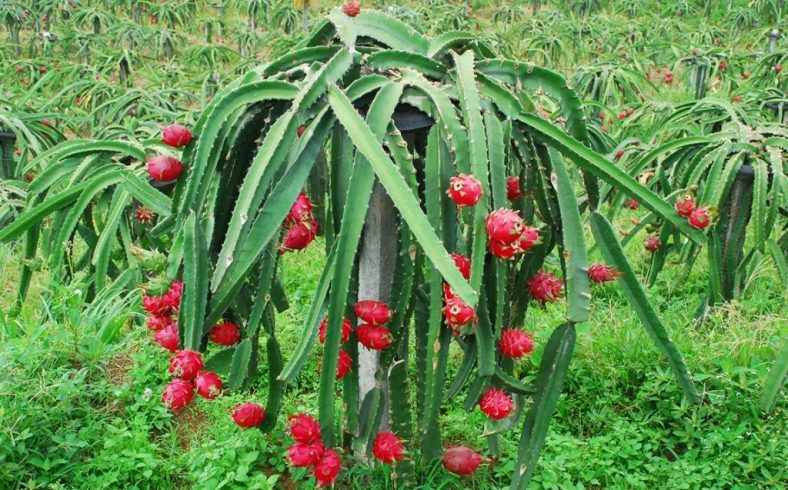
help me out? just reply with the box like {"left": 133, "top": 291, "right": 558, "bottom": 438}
{"left": 0, "top": 234, "right": 784, "bottom": 489}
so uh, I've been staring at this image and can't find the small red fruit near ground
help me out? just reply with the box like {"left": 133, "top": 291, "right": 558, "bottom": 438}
{"left": 288, "top": 440, "right": 325, "bottom": 467}
{"left": 448, "top": 174, "right": 483, "bottom": 207}
{"left": 498, "top": 329, "right": 534, "bottom": 359}
{"left": 587, "top": 264, "right": 622, "bottom": 284}
{"left": 719, "top": 60, "right": 727, "bottom": 70}
{"left": 154, "top": 325, "right": 179, "bottom": 352}
{"left": 528, "top": 271, "right": 564, "bottom": 305}
{"left": 161, "top": 123, "right": 193, "bottom": 147}
{"left": 297, "top": 125, "right": 306, "bottom": 137}
{"left": 194, "top": 371, "right": 223, "bottom": 399}
{"left": 312, "top": 448, "right": 342, "bottom": 487}
{"left": 442, "top": 446, "right": 482, "bottom": 476}
{"left": 742, "top": 70, "right": 751, "bottom": 79}
{"left": 615, "top": 149, "right": 625, "bottom": 160}
{"left": 168, "top": 349, "right": 204, "bottom": 380}
{"left": 209, "top": 321, "right": 241, "bottom": 346}
{"left": 232, "top": 403, "right": 266, "bottom": 428}
{"left": 289, "top": 413, "right": 322, "bottom": 444}
{"left": 773, "top": 63, "right": 782, "bottom": 73}
{"left": 146, "top": 155, "right": 183, "bottom": 182}
{"left": 624, "top": 198, "right": 639, "bottom": 210}
{"left": 479, "top": 388, "right": 514, "bottom": 420}
{"left": 354, "top": 300, "right": 392, "bottom": 325}
{"left": 732, "top": 95, "right": 741, "bottom": 103}
{"left": 372, "top": 431, "right": 404, "bottom": 464}
{"left": 644, "top": 235, "right": 661, "bottom": 252}
{"left": 162, "top": 379, "right": 194, "bottom": 410}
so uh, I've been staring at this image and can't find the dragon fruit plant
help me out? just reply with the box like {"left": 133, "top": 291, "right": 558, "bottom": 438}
{"left": 0, "top": 7, "right": 703, "bottom": 488}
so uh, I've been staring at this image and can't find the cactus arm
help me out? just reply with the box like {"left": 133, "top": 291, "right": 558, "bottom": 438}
{"left": 760, "top": 342, "right": 788, "bottom": 413}
{"left": 179, "top": 211, "right": 209, "bottom": 351}
{"left": 590, "top": 212, "right": 700, "bottom": 403}
{"left": 366, "top": 50, "right": 446, "bottom": 79}
{"left": 550, "top": 151, "right": 591, "bottom": 323}
{"left": 228, "top": 339, "right": 253, "bottom": 390}
{"left": 91, "top": 190, "right": 129, "bottom": 293}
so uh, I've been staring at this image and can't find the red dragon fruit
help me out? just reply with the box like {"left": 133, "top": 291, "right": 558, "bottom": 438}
{"left": 528, "top": 271, "right": 564, "bottom": 305}
{"left": 296, "top": 125, "right": 306, "bottom": 138}
{"left": 442, "top": 446, "right": 482, "bottom": 476}
{"left": 451, "top": 253, "right": 472, "bottom": 280}
{"left": 146, "top": 155, "right": 183, "bottom": 182}
{"left": 442, "top": 299, "right": 476, "bottom": 331}
{"left": 288, "top": 413, "right": 322, "bottom": 444}
{"left": 154, "top": 325, "right": 179, "bottom": 352}
{"left": 288, "top": 440, "right": 325, "bottom": 467}
{"left": 479, "top": 388, "right": 514, "bottom": 420}
{"left": 372, "top": 431, "right": 404, "bottom": 464}
{"left": 354, "top": 300, "right": 392, "bottom": 325}
{"left": 518, "top": 226, "right": 540, "bottom": 252}
{"left": 688, "top": 205, "right": 712, "bottom": 230}
{"left": 674, "top": 194, "right": 696, "bottom": 217}
{"left": 485, "top": 208, "right": 524, "bottom": 244}
{"left": 356, "top": 324, "right": 392, "bottom": 350}
{"left": 587, "top": 264, "right": 622, "bottom": 284}
{"left": 209, "top": 321, "right": 241, "bottom": 346}
{"left": 489, "top": 239, "right": 521, "bottom": 260}
{"left": 644, "top": 235, "right": 661, "bottom": 252}
{"left": 336, "top": 349, "right": 352, "bottom": 379}
{"left": 312, "top": 448, "right": 342, "bottom": 487}
{"left": 168, "top": 349, "right": 204, "bottom": 380}
{"left": 443, "top": 283, "right": 458, "bottom": 301}
{"left": 506, "top": 175, "right": 523, "bottom": 201}
{"left": 281, "top": 218, "right": 317, "bottom": 252}
{"left": 448, "top": 174, "right": 483, "bottom": 207}
{"left": 161, "top": 123, "right": 193, "bottom": 147}
{"left": 194, "top": 371, "right": 222, "bottom": 399}
{"left": 146, "top": 314, "right": 172, "bottom": 331}
{"left": 287, "top": 192, "right": 314, "bottom": 225}
{"left": 162, "top": 379, "right": 194, "bottom": 410}
{"left": 342, "top": 1, "right": 361, "bottom": 17}
{"left": 624, "top": 198, "right": 639, "bottom": 210}
{"left": 318, "top": 317, "right": 353, "bottom": 344}
{"left": 498, "top": 329, "right": 534, "bottom": 359}
{"left": 231, "top": 402, "right": 266, "bottom": 428}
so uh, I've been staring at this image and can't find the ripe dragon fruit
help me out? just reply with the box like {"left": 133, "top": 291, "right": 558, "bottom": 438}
{"left": 231, "top": 402, "right": 266, "bottom": 428}
{"left": 442, "top": 298, "right": 476, "bottom": 331}
{"left": 489, "top": 239, "right": 521, "bottom": 260}
{"left": 354, "top": 300, "right": 393, "bottom": 325}
{"left": 342, "top": 1, "right": 360, "bottom": 17}
{"left": 146, "top": 314, "right": 172, "bottom": 331}
{"left": 194, "top": 371, "right": 222, "bottom": 399}
{"left": 154, "top": 324, "right": 179, "bottom": 352}
{"left": 288, "top": 440, "right": 325, "bottom": 467}
{"left": 528, "top": 271, "right": 564, "bottom": 305}
{"left": 587, "top": 264, "right": 622, "bottom": 284}
{"left": 451, "top": 253, "right": 472, "bottom": 280}
{"left": 335, "top": 349, "right": 352, "bottom": 379}
{"left": 498, "top": 329, "right": 534, "bottom": 359}
{"left": 162, "top": 379, "right": 194, "bottom": 410}
{"left": 281, "top": 218, "right": 318, "bottom": 252}
{"left": 356, "top": 324, "right": 392, "bottom": 350}
{"left": 644, "top": 235, "right": 661, "bottom": 252}
{"left": 518, "top": 226, "right": 539, "bottom": 252}
{"left": 372, "top": 431, "right": 404, "bottom": 464}
{"left": 161, "top": 123, "right": 193, "bottom": 147}
{"left": 479, "top": 388, "right": 514, "bottom": 420}
{"left": 146, "top": 155, "right": 183, "bottom": 182}
{"left": 506, "top": 175, "right": 523, "bottom": 201}
{"left": 318, "top": 317, "right": 353, "bottom": 344}
{"left": 312, "top": 448, "right": 342, "bottom": 487}
{"left": 168, "top": 349, "right": 204, "bottom": 380}
{"left": 485, "top": 208, "right": 524, "bottom": 244}
{"left": 288, "top": 413, "right": 322, "bottom": 444}
{"left": 296, "top": 125, "right": 306, "bottom": 138}
{"left": 448, "top": 174, "right": 483, "bottom": 207}
{"left": 624, "top": 198, "right": 639, "bottom": 210}
{"left": 442, "top": 446, "right": 482, "bottom": 476}
{"left": 287, "top": 192, "right": 314, "bottom": 225}
{"left": 209, "top": 321, "right": 241, "bottom": 346}
{"left": 674, "top": 194, "right": 696, "bottom": 217}
{"left": 688, "top": 205, "right": 712, "bottom": 230}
